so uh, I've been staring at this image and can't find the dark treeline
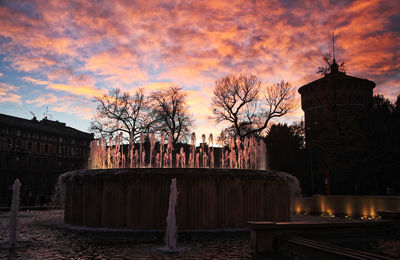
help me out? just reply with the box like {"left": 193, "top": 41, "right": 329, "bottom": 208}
{"left": 353, "top": 94, "right": 400, "bottom": 195}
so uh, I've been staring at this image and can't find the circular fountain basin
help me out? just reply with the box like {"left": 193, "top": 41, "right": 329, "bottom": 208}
{"left": 60, "top": 168, "right": 292, "bottom": 230}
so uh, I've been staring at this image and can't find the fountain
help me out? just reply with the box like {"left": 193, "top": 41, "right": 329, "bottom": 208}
{"left": 59, "top": 132, "right": 300, "bottom": 230}
{"left": 156, "top": 178, "right": 190, "bottom": 253}
{"left": 163, "top": 178, "right": 178, "bottom": 251}
{"left": 0, "top": 179, "right": 33, "bottom": 250}
{"left": 10, "top": 178, "right": 21, "bottom": 247}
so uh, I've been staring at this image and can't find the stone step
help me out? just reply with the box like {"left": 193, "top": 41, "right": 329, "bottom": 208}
{"left": 276, "top": 236, "right": 393, "bottom": 260}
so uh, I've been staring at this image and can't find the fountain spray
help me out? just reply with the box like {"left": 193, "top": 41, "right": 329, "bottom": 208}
{"left": 9, "top": 179, "right": 21, "bottom": 247}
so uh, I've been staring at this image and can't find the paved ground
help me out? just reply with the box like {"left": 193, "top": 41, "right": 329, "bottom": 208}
{"left": 1, "top": 210, "right": 397, "bottom": 259}
{"left": 0, "top": 210, "right": 269, "bottom": 259}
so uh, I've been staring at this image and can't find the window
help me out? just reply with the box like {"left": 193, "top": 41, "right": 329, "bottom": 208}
{"left": 45, "top": 144, "right": 49, "bottom": 153}
{"left": 27, "top": 158, "right": 31, "bottom": 167}
{"left": 28, "top": 141, "right": 32, "bottom": 152}
{"left": 36, "top": 142, "right": 41, "bottom": 153}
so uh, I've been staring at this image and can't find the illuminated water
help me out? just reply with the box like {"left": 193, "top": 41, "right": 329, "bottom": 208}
{"left": 89, "top": 132, "right": 268, "bottom": 170}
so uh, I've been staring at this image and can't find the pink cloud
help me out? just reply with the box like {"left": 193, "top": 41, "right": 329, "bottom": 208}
{"left": 26, "top": 93, "right": 60, "bottom": 105}
{"left": 0, "top": 83, "right": 21, "bottom": 104}
{"left": 22, "top": 76, "right": 49, "bottom": 85}
{"left": 6, "top": 56, "right": 57, "bottom": 72}
{"left": 84, "top": 47, "right": 148, "bottom": 84}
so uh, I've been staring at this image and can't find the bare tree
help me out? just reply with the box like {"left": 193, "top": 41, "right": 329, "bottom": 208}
{"left": 317, "top": 53, "right": 346, "bottom": 75}
{"left": 89, "top": 88, "right": 153, "bottom": 141}
{"left": 211, "top": 74, "right": 297, "bottom": 138}
{"left": 216, "top": 126, "right": 236, "bottom": 147}
{"left": 149, "top": 85, "right": 193, "bottom": 144}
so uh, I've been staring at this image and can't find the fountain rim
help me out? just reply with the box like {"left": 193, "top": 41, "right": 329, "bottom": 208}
{"left": 59, "top": 168, "right": 292, "bottom": 184}
{"left": 62, "top": 167, "right": 284, "bottom": 176}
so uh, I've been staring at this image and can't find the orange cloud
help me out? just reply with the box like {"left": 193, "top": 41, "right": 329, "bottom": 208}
{"left": 46, "top": 83, "right": 103, "bottom": 98}
{"left": 24, "top": 73, "right": 106, "bottom": 99}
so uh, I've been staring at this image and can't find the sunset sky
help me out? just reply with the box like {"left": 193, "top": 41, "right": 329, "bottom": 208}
{"left": 0, "top": 0, "right": 399, "bottom": 139}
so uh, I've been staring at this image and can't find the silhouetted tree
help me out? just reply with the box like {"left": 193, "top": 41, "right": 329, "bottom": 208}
{"left": 216, "top": 126, "right": 236, "bottom": 146}
{"left": 211, "top": 74, "right": 297, "bottom": 139}
{"left": 149, "top": 85, "right": 193, "bottom": 144}
{"left": 266, "top": 123, "right": 305, "bottom": 170}
{"left": 290, "top": 120, "right": 306, "bottom": 148}
{"left": 317, "top": 53, "right": 346, "bottom": 75}
{"left": 265, "top": 122, "right": 308, "bottom": 193}
{"left": 395, "top": 95, "right": 400, "bottom": 114}
{"left": 90, "top": 88, "right": 153, "bottom": 141}
{"left": 356, "top": 94, "right": 400, "bottom": 194}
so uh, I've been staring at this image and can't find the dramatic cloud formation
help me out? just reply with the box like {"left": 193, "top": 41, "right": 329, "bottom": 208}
{"left": 0, "top": 0, "right": 399, "bottom": 136}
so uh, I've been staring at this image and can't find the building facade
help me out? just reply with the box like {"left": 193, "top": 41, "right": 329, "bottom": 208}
{"left": 0, "top": 113, "right": 93, "bottom": 206}
{"left": 298, "top": 62, "right": 375, "bottom": 194}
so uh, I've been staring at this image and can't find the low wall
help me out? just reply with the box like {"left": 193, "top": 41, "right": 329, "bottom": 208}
{"left": 61, "top": 168, "right": 292, "bottom": 229}
{"left": 291, "top": 195, "right": 400, "bottom": 218}
{"left": 249, "top": 221, "right": 395, "bottom": 253}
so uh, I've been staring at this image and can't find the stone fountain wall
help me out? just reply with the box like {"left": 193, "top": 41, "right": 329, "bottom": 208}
{"left": 61, "top": 168, "right": 291, "bottom": 229}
